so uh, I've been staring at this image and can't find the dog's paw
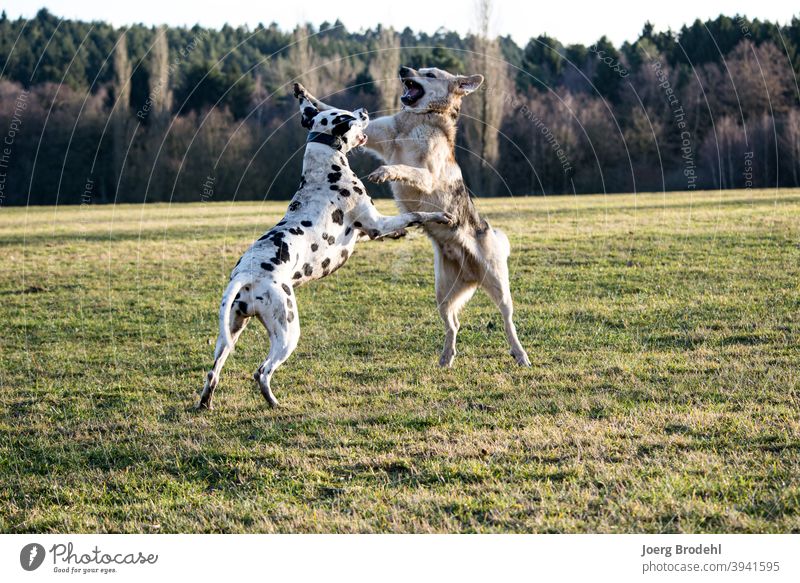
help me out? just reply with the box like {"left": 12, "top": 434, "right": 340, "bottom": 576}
{"left": 195, "top": 398, "right": 213, "bottom": 411}
{"left": 434, "top": 212, "right": 457, "bottom": 227}
{"left": 255, "top": 371, "right": 280, "bottom": 407}
{"left": 384, "top": 228, "right": 407, "bottom": 240}
{"left": 367, "top": 166, "right": 396, "bottom": 184}
{"left": 439, "top": 349, "right": 456, "bottom": 368}
{"left": 512, "top": 350, "right": 531, "bottom": 367}
{"left": 293, "top": 82, "right": 307, "bottom": 99}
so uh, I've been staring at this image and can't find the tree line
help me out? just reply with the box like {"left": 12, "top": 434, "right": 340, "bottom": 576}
{"left": 0, "top": 8, "right": 799, "bottom": 206}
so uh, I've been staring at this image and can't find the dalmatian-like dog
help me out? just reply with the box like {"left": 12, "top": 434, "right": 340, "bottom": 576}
{"left": 198, "top": 84, "right": 455, "bottom": 409}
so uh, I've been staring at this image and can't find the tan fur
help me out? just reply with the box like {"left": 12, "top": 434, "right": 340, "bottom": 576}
{"left": 301, "top": 67, "right": 530, "bottom": 366}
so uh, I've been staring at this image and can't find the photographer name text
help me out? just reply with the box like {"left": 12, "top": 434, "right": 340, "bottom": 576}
{"left": 641, "top": 544, "right": 722, "bottom": 558}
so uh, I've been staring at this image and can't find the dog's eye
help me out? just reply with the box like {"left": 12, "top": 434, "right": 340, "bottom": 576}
{"left": 425, "top": 73, "right": 436, "bottom": 78}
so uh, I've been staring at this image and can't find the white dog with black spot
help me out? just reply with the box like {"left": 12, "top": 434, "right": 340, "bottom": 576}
{"left": 198, "top": 84, "right": 455, "bottom": 409}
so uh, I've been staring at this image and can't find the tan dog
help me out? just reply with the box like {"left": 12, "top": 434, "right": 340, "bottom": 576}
{"left": 296, "top": 66, "right": 529, "bottom": 367}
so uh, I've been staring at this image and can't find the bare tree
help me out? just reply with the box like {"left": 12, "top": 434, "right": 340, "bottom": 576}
{"left": 462, "top": 0, "right": 510, "bottom": 195}
{"left": 283, "top": 25, "right": 362, "bottom": 105}
{"left": 150, "top": 25, "right": 172, "bottom": 120}
{"left": 368, "top": 27, "right": 401, "bottom": 115}
{"left": 781, "top": 109, "right": 800, "bottom": 186}
{"left": 284, "top": 25, "right": 321, "bottom": 92}
{"left": 699, "top": 115, "right": 747, "bottom": 188}
{"left": 112, "top": 30, "right": 132, "bottom": 196}
{"left": 726, "top": 41, "right": 793, "bottom": 119}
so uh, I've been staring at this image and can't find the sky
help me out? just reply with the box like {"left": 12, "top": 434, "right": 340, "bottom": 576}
{"left": 3, "top": 0, "right": 798, "bottom": 46}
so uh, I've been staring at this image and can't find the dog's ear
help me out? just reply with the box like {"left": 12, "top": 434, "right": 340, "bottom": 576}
{"left": 294, "top": 83, "right": 319, "bottom": 129}
{"left": 455, "top": 74, "right": 484, "bottom": 96}
{"left": 300, "top": 104, "right": 319, "bottom": 129}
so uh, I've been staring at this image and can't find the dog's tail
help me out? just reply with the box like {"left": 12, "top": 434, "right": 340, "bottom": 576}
{"left": 219, "top": 276, "right": 247, "bottom": 352}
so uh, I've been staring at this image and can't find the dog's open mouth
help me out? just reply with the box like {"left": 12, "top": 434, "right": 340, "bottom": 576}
{"left": 357, "top": 134, "right": 368, "bottom": 146}
{"left": 401, "top": 79, "right": 425, "bottom": 105}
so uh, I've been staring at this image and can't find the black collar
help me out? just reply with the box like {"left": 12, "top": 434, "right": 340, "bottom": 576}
{"left": 306, "top": 132, "right": 344, "bottom": 151}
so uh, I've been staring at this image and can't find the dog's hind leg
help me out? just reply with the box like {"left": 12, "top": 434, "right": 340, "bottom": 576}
{"left": 434, "top": 244, "right": 477, "bottom": 368}
{"left": 253, "top": 286, "right": 301, "bottom": 407}
{"left": 199, "top": 314, "right": 249, "bottom": 409}
{"left": 479, "top": 259, "right": 531, "bottom": 367}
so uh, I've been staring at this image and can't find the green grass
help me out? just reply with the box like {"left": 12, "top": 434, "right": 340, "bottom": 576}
{"left": 1, "top": 189, "right": 799, "bottom": 533}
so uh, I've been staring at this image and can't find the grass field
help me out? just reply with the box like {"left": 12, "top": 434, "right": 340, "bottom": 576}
{"left": 1, "top": 189, "right": 799, "bottom": 533}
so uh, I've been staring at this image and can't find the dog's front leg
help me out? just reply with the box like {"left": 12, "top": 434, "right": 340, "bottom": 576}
{"left": 351, "top": 199, "right": 455, "bottom": 239}
{"left": 361, "top": 116, "right": 398, "bottom": 159}
{"left": 368, "top": 164, "right": 435, "bottom": 194}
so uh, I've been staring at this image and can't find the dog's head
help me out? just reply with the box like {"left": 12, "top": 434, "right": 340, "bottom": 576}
{"left": 293, "top": 83, "right": 368, "bottom": 153}
{"left": 398, "top": 66, "right": 484, "bottom": 115}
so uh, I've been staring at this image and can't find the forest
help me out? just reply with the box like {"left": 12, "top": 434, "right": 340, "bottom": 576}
{"left": 0, "top": 8, "right": 799, "bottom": 205}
